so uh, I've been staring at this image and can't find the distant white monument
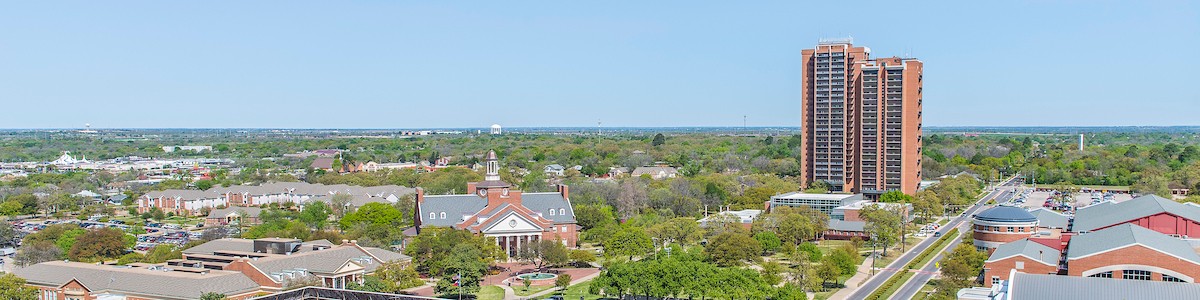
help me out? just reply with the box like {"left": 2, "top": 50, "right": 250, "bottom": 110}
{"left": 490, "top": 124, "right": 502, "bottom": 135}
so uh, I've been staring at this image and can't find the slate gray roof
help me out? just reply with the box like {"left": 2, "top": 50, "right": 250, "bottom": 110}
{"left": 15, "top": 261, "right": 261, "bottom": 300}
{"left": 827, "top": 219, "right": 866, "bottom": 232}
{"left": 986, "top": 238, "right": 1060, "bottom": 266}
{"left": 974, "top": 205, "right": 1037, "bottom": 223}
{"left": 182, "top": 238, "right": 254, "bottom": 255}
{"left": 1072, "top": 194, "right": 1200, "bottom": 232}
{"left": 418, "top": 195, "right": 488, "bottom": 227}
{"left": 250, "top": 245, "right": 410, "bottom": 277}
{"left": 206, "top": 206, "right": 263, "bottom": 219}
{"left": 521, "top": 193, "right": 576, "bottom": 223}
{"left": 182, "top": 238, "right": 332, "bottom": 255}
{"left": 1028, "top": 208, "right": 1069, "bottom": 229}
{"left": 1008, "top": 271, "right": 1200, "bottom": 300}
{"left": 1066, "top": 223, "right": 1200, "bottom": 264}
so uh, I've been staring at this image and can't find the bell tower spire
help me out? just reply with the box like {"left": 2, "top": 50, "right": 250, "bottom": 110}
{"left": 485, "top": 150, "right": 501, "bottom": 182}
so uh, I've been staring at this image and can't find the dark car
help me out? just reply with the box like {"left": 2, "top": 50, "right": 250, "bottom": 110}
{"left": 933, "top": 231, "right": 943, "bottom": 237}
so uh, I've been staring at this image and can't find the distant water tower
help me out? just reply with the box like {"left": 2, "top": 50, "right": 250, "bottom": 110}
{"left": 490, "top": 124, "right": 502, "bottom": 135}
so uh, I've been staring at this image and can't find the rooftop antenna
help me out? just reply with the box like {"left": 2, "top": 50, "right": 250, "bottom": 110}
{"left": 597, "top": 119, "right": 602, "bottom": 135}
{"left": 743, "top": 115, "right": 747, "bottom": 131}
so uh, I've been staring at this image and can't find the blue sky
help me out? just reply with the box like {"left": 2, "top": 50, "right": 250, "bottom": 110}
{"left": 1, "top": 1, "right": 1197, "bottom": 128}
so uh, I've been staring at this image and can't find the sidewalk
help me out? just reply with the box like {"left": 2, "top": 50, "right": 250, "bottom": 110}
{"left": 501, "top": 271, "right": 600, "bottom": 300}
{"left": 827, "top": 253, "right": 879, "bottom": 299}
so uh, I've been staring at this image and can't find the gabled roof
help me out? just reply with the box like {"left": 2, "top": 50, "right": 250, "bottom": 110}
{"left": 1066, "top": 223, "right": 1200, "bottom": 264}
{"left": 418, "top": 195, "right": 488, "bottom": 227}
{"left": 1028, "top": 208, "right": 1069, "bottom": 229}
{"left": 15, "top": 261, "right": 260, "bottom": 299}
{"left": 1008, "top": 271, "right": 1200, "bottom": 300}
{"left": 1072, "top": 194, "right": 1200, "bottom": 232}
{"left": 987, "top": 238, "right": 1060, "bottom": 266}
{"left": 206, "top": 206, "right": 263, "bottom": 219}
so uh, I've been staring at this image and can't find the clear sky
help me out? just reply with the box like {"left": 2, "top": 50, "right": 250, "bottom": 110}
{"left": 1, "top": 1, "right": 1197, "bottom": 129}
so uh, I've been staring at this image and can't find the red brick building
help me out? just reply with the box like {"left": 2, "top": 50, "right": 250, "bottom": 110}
{"left": 1066, "top": 224, "right": 1200, "bottom": 283}
{"left": 1072, "top": 194, "right": 1200, "bottom": 236}
{"left": 972, "top": 205, "right": 1039, "bottom": 253}
{"left": 415, "top": 151, "right": 580, "bottom": 258}
{"left": 982, "top": 239, "right": 1061, "bottom": 287}
{"left": 799, "top": 38, "right": 924, "bottom": 196}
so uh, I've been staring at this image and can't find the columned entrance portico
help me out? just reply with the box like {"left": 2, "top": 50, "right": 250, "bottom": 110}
{"left": 490, "top": 233, "right": 541, "bottom": 259}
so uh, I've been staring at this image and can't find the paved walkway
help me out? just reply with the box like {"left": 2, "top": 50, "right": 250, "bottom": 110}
{"left": 502, "top": 270, "right": 600, "bottom": 300}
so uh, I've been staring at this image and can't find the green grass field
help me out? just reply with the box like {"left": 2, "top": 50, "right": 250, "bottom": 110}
{"left": 476, "top": 286, "right": 505, "bottom": 300}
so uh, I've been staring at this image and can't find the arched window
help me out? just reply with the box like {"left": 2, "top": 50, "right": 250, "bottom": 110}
{"left": 429, "top": 212, "right": 435, "bottom": 220}
{"left": 1123, "top": 270, "right": 1151, "bottom": 280}
{"left": 549, "top": 209, "right": 556, "bottom": 216}
{"left": 559, "top": 209, "right": 565, "bottom": 215}
{"left": 1088, "top": 271, "right": 1113, "bottom": 278}
{"left": 440, "top": 212, "right": 447, "bottom": 219}
{"left": 1164, "top": 275, "right": 1187, "bottom": 283}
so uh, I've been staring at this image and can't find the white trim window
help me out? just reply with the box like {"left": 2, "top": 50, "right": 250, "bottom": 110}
{"left": 1088, "top": 271, "right": 1113, "bottom": 278}
{"left": 1123, "top": 270, "right": 1151, "bottom": 281}
{"left": 429, "top": 212, "right": 435, "bottom": 220}
{"left": 440, "top": 212, "right": 447, "bottom": 219}
{"left": 1164, "top": 274, "right": 1187, "bottom": 283}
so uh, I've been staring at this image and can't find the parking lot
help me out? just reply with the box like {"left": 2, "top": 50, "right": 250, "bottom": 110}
{"left": 10, "top": 218, "right": 217, "bottom": 253}
{"left": 1020, "top": 190, "right": 1133, "bottom": 211}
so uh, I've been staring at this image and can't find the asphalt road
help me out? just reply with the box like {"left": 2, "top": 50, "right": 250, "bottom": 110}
{"left": 889, "top": 180, "right": 1022, "bottom": 300}
{"left": 847, "top": 177, "right": 1020, "bottom": 300}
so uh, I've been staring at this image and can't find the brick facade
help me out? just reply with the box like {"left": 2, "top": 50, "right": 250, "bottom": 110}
{"left": 1068, "top": 245, "right": 1200, "bottom": 283}
{"left": 983, "top": 256, "right": 1058, "bottom": 287}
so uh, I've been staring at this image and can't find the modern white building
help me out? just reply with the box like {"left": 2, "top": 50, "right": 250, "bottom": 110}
{"left": 769, "top": 192, "right": 864, "bottom": 215}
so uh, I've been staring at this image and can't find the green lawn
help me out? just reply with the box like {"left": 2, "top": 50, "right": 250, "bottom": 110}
{"left": 476, "top": 286, "right": 505, "bottom": 300}
{"left": 513, "top": 284, "right": 557, "bottom": 297}
{"left": 539, "top": 280, "right": 611, "bottom": 300}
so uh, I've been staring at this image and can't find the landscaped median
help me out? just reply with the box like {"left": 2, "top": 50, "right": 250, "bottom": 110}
{"left": 863, "top": 227, "right": 960, "bottom": 300}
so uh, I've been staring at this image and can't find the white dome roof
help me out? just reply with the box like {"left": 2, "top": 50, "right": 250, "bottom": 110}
{"left": 491, "top": 124, "right": 502, "bottom": 129}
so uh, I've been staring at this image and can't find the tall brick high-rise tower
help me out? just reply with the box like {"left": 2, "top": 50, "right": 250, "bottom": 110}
{"left": 800, "top": 38, "right": 923, "bottom": 196}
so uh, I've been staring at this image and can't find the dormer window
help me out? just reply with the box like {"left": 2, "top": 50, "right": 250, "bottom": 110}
{"left": 559, "top": 209, "right": 565, "bottom": 215}
{"left": 440, "top": 212, "right": 447, "bottom": 219}
{"left": 429, "top": 212, "right": 435, "bottom": 220}
{"left": 502, "top": 188, "right": 509, "bottom": 196}
{"left": 549, "top": 209, "right": 556, "bottom": 216}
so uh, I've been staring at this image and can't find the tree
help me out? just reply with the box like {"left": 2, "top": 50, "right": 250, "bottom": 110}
{"left": 648, "top": 217, "right": 703, "bottom": 246}
{"left": 435, "top": 244, "right": 488, "bottom": 296}
{"left": 339, "top": 202, "right": 402, "bottom": 230}
{"left": 143, "top": 244, "right": 182, "bottom": 263}
{"left": 69, "top": 228, "right": 131, "bottom": 261}
{"left": 375, "top": 261, "right": 426, "bottom": 290}
{"left": 283, "top": 273, "right": 323, "bottom": 290}
{"left": 760, "top": 260, "right": 783, "bottom": 286}
{"left": 604, "top": 226, "right": 652, "bottom": 260}
{"left": 652, "top": 133, "right": 666, "bottom": 147}
{"left": 517, "top": 239, "right": 570, "bottom": 270}
{"left": 14, "top": 242, "right": 62, "bottom": 267}
{"left": 199, "top": 292, "right": 226, "bottom": 300}
{"left": 298, "top": 201, "right": 332, "bottom": 229}
{"left": 0, "top": 273, "right": 38, "bottom": 300}
{"left": 556, "top": 273, "right": 572, "bottom": 292}
{"left": 405, "top": 227, "right": 502, "bottom": 275}
{"left": 569, "top": 249, "right": 595, "bottom": 265}
{"left": 816, "top": 256, "right": 841, "bottom": 289}
{"left": 330, "top": 194, "right": 353, "bottom": 218}
{"left": 705, "top": 231, "right": 762, "bottom": 267}
{"left": 754, "top": 231, "right": 782, "bottom": 255}
{"left": 878, "top": 191, "right": 913, "bottom": 203}
{"left": 0, "top": 221, "right": 16, "bottom": 246}
{"left": 860, "top": 204, "right": 903, "bottom": 255}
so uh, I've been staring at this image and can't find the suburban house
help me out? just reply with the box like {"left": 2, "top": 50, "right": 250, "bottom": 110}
{"left": 631, "top": 166, "right": 678, "bottom": 180}
{"left": 543, "top": 164, "right": 565, "bottom": 177}
{"left": 205, "top": 207, "right": 264, "bottom": 227}
{"left": 415, "top": 151, "right": 579, "bottom": 258}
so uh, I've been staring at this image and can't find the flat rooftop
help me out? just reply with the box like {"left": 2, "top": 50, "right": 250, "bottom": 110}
{"left": 772, "top": 192, "right": 860, "bottom": 200}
